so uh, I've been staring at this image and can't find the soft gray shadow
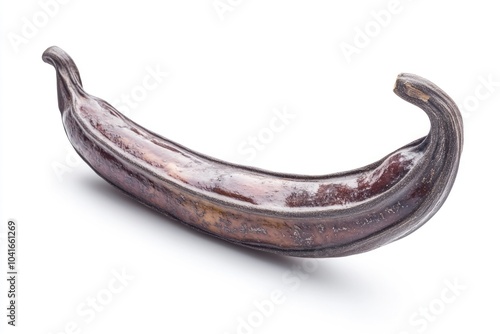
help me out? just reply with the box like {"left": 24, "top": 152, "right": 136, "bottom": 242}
{"left": 75, "top": 175, "right": 384, "bottom": 302}
{"left": 70, "top": 173, "right": 398, "bottom": 326}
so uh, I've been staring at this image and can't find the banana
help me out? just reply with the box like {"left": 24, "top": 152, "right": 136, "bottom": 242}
{"left": 42, "top": 46, "right": 463, "bottom": 258}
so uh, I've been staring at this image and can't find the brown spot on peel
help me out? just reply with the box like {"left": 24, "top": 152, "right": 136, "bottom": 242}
{"left": 404, "top": 83, "right": 431, "bottom": 102}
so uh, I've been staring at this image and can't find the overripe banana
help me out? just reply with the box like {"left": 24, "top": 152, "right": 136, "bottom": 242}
{"left": 43, "top": 46, "right": 463, "bottom": 258}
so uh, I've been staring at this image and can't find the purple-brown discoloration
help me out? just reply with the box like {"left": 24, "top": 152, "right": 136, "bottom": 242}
{"left": 43, "top": 46, "right": 463, "bottom": 257}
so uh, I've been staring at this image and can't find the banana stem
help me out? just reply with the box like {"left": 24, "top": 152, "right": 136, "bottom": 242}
{"left": 42, "top": 46, "right": 83, "bottom": 113}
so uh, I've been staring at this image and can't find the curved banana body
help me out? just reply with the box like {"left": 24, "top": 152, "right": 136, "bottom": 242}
{"left": 43, "top": 46, "right": 463, "bottom": 257}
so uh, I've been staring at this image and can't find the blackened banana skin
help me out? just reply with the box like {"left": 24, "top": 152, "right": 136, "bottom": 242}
{"left": 43, "top": 46, "right": 463, "bottom": 257}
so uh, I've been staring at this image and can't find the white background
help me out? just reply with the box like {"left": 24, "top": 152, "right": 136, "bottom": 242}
{"left": 1, "top": 1, "right": 499, "bottom": 333}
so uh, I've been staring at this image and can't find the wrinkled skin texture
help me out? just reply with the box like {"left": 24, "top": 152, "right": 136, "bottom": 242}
{"left": 43, "top": 46, "right": 463, "bottom": 257}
